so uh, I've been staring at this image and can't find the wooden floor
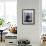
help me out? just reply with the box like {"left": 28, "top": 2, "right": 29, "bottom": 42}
{"left": 0, "top": 41, "right": 46, "bottom": 46}
{"left": 0, "top": 41, "right": 5, "bottom": 46}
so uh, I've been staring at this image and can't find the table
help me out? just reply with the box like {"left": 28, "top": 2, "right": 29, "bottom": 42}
{"left": 0, "top": 30, "right": 3, "bottom": 42}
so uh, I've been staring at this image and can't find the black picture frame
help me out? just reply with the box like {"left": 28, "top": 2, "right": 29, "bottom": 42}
{"left": 22, "top": 9, "right": 35, "bottom": 25}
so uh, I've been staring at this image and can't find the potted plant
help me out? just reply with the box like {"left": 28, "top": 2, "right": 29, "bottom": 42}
{"left": 0, "top": 18, "right": 5, "bottom": 27}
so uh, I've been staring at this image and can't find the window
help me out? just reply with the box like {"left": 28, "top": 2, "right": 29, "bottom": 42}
{"left": 42, "top": 0, "right": 46, "bottom": 33}
{"left": 42, "top": 0, "right": 46, "bottom": 9}
{"left": 0, "top": 0, "right": 17, "bottom": 26}
{"left": 0, "top": 1, "right": 4, "bottom": 17}
{"left": 5, "top": 1, "right": 17, "bottom": 25}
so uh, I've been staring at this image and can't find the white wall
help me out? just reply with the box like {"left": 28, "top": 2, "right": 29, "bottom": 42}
{"left": 17, "top": 0, "right": 42, "bottom": 46}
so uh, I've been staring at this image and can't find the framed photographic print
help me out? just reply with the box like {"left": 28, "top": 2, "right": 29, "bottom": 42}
{"left": 22, "top": 9, "right": 35, "bottom": 25}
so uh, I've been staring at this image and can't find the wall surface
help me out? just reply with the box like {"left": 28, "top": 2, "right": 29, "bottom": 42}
{"left": 17, "top": 0, "right": 42, "bottom": 46}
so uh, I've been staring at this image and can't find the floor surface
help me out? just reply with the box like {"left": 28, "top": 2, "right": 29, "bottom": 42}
{"left": 0, "top": 41, "right": 5, "bottom": 46}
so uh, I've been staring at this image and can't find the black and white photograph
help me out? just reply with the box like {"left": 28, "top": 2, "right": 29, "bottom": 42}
{"left": 22, "top": 9, "right": 35, "bottom": 25}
